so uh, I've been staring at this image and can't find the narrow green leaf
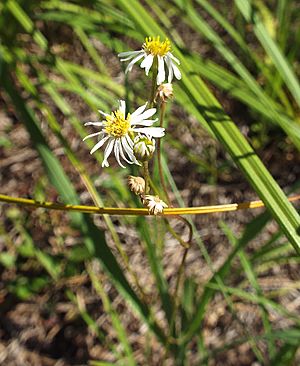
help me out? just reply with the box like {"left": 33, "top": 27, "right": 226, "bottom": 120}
{"left": 137, "top": 217, "right": 173, "bottom": 324}
{"left": 182, "top": 211, "right": 270, "bottom": 341}
{"left": 88, "top": 265, "right": 136, "bottom": 366}
{"left": 235, "top": 0, "right": 300, "bottom": 108}
{"left": 271, "top": 343, "right": 298, "bottom": 365}
{"left": 220, "top": 221, "right": 275, "bottom": 357}
{"left": 175, "top": 1, "right": 300, "bottom": 149}
{"left": 205, "top": 283, "right": 300, "bottom": 325}
{"left": 187, "top": 57, "right": 300, "bottom": 143}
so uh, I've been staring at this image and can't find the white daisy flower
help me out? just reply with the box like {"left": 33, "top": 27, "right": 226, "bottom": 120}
{"left": 141, "top": 195, "right": 168, "bottom": 215}
{"left": 118, "top": 36, "right": 181, "bottom": 85}
{"left": 83, "top": 100, "right": 165, "bottom": 168}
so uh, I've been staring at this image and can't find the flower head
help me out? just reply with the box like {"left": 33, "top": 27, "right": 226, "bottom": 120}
{"left": 155, "top": 83, "right": 173, "bottom": 104}
{"left": 83, "top": 100, "right": 165, "bottom": 168}
{"left": 133, "top": 135, "right": 155, "bottom": 162}
{"left": 118, "top": 36, "right": 181, "bottom": 85}
{"left": 127, "top": 176, "right": 145, "bottom": 195}
{"left": 141, "top": 195, "right": 168, "bottom": 215}
{"left": 143, "top": 37, "right": 171, "bottom": 57}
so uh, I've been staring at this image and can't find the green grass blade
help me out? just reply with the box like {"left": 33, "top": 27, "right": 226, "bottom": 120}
{"left": 182, "top": 211, "right": 271, "bottom": 342}
{"left": 271, "top": 343, "right": 298, "bottom": 365}
{"left": 276, "top": 0, "right": 293, "bottom": 53}
{"left": 235, "top": 0, "right": 300, "bottom": 109}
{"left": 266, "top": 328, "right": 300, "bottom": 345}
{"left": 87, "top": 264, "right": 136, "bottom": 365}
{"left": 220, "top": 221, "right": 275, "bottom": 357}
{"left": 195, "top": 0, "right": 250, "bottom": 54}
{"left": 174, "top": 1, "right": 300, "bottom": 148}
{"left": 205, "top": 283, "right": 300, "bottom": 325}
{"left": 187, "top": 56, "right": 300, "bottom": 143}
{"left": 5, "top": 0, "right": 47, "bottom": 49}
{"left": 137, "top": 217, "right": 173, "bottom": 324}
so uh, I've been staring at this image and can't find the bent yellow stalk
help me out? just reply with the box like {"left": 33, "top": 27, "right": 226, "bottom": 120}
{"left": 0, "top": 193, "right": 299, "bottom": 216}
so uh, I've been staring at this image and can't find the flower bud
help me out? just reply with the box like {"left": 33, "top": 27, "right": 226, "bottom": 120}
{"left": 133, "top": 135, "right": 155, "bottom": 162}
{"left": 127, "top": 176, "right": 145, "bottom": 195}
{"left": 155, "top": 83, "right": 173, "bottom": 103}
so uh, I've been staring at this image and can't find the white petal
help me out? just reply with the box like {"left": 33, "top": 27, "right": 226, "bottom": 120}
{"left": 130, "top": 102, "right": 148, "bottom": 118}
{"left": 125, "top": 133, "right": 134, "bottom": 148}
{"left": 83, "top": 131, "right": 103, "bottom": 141}
{"left": 172, "top": 62, "right": 182, "bottom": 80}
{"left": 118, "top": 100, "right": 126, "bottom": 116}
{"left": 131, "top": 108, "right": 156, "bottom": 124}
{"left": 98, "top": 110, "right": 109, "bottom": 117}
{"left": 90, "top": 135, "right": 110, "bottom": 154}
{"left": 133, "top": 127, "right": 165, "bottom": 138}
{"left": 140, "top": 54, "right": 154, "bottom": 75}
{"left": 119, "top": 137, "right": 135, "bottom": 164}
{"left": 132, "top": 119, "right": 158, "bottom": 127}
{"left": 121, "top": 137, "right": 135, "bottom": 162}
{"left": 157, "top": 56, "right": 165, "bottom": 85}
{"left": 125, "top": 53, "right": 145, "bottom": 74}
{"left": 114, "top": 139, "right": 126, "bottom": 168}
{"left": 101, "top": 138, "right": 115, "bottom": 167}
{"left": 125, "top": 135, "right": 139, "bottom": 164}
{"left": 118, "top": 50, "right": 143, "bottom": 58}
{"left": 165, "top": 56, "right": 174, "bottom": 83}
{"left": 84, "top": 122, "right": 104, "bottom": 126}
{"left": 120, "top": 56, "right": 137, "bottom": 62}
{"left": 168, "top": 52, "right": 180, "bottom": 64}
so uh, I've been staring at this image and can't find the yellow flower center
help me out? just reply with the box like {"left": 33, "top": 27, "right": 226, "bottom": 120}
{"left": 104, "top": 110, "right": 130, "bottom": 138}
{"left": 143, "top": 36, "right": 171, "bottom": 57}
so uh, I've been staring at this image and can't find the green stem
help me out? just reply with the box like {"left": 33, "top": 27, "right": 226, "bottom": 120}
{"left": 155, "top": 90, "right": 194, "bottom": 351}
{"left": 164, "top": 218, "right": 192, "bottom": 249}
{"left": 167, "top": 247, "right": 189, "bottom": 346}
{"left": 149, "top": 57, "right": 158, "bottom": 107}
{"left": 157, "top": 100, "right": 194, "bottom": 248}
{"left": 157, "top": 101, "right": 171, "bottom": 205}
{"left": 166, "top": 217, "right": 193, "bottom": 340}
{"left": 143, "top": 161, "right": 150, "bottom": 194}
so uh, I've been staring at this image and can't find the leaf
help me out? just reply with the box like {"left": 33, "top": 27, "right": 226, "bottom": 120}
{"left": 235, "top": 0, "right": 300, "bottom": 109}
